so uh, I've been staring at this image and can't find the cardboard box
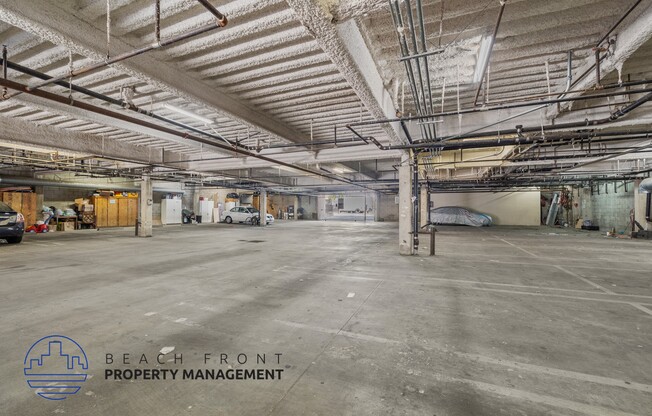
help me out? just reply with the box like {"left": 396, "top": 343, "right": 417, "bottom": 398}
{"left": 82, "top": 204, "right": 94, "bottom": 212}
{"left": 61, "top": 222, "right": 75, "bottom": 232}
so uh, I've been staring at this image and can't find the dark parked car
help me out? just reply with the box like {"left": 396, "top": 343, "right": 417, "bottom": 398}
{"left": 0, "top": 201, "right": 25, "bottom": 244}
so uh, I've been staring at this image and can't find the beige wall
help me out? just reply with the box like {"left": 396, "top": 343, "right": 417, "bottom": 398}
{"left": 430, "top": 191, "right": 541, "bottom": 226}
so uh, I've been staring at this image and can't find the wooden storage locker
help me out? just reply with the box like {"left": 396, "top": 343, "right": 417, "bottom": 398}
{"left": 1, "top": 192, "right": 37, "bottom": 226}
{"left": 91, "top": 195, "right": 138, "bottom": 228}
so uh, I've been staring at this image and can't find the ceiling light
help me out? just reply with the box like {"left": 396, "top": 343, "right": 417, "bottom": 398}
{"left": 163, "top": 104, "right": 214, "bottom": 124}
{"left": 473, "top": 35, "right": 493, "bottom": 84}
{"left": 273, "top": 165, "right": 299, "bottom": 172}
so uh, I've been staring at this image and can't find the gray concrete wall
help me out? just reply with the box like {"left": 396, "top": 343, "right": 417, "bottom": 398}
{"left": 588, "top": 183, "right": 635, "bottom": 233}
{"left": 298, "top": 195, "right": 318, "bottom": 220}
{"left": 377, "top": 193, "right": 398, "bottom": 222}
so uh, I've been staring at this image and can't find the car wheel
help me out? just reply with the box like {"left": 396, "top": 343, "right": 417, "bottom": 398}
{"left": 224, "top": 216, "right": 233, "bottom": 224}
{"left": 6, "top": 235, "right": 23, "bottom": 244}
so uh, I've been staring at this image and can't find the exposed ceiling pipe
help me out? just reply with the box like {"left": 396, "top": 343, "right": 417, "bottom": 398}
{"left": 389, "top": 0, "right": 432, "bottom": 141}
{"left": 347, "top": 84, "right": 652, "bottom": 131}
{"left": 1, "top": 58, "right": 239, "bottom": 148}
{"left": 2, "top": 3, "right": 228, "bottom": 101}
{"left": 196, "top": 0, "right": 229, "bottom": 26}
{"left": 473, "top": 0, "right": 506, "bottom": 107}
{"left": 0, "top": 78, "right": 374, "bottom": 191}
{"left": 350, "top": 91, "right": 652, "bottom": 151}
{"left": 0, "top": 176, "right": 182, "bottom": 193}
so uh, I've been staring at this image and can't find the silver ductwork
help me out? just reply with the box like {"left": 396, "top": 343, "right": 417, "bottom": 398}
{"left": 639, "top": 178, "right": 652, "bottom": 193}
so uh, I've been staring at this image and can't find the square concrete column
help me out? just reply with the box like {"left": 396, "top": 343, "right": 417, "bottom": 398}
{"left": 138, "top": 174, "right": 153, "bottom": 237}
{"left": 634, "top": 179, "right": 649, "bottom": 230}
{"left": 294, "top": 195, "right": 300, "bottom": 220}
{"left": 317, "top": 195, "right": 326, "bottom": 220}
{"left": 259, "top": 190, "right": 267, "bottom": 226}
{"left": 398, "top": 157, "right": 414, "bottom": 255}
{"left": 374, "top": 192, "right": 381, "bottom": 222}
{"left": 420, "top": 184, "right": 429, "bottom": 228}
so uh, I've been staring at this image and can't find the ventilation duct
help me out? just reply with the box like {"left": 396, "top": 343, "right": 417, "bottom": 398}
{"left": 639, "top": 178, "right": 652, "bottom": 193}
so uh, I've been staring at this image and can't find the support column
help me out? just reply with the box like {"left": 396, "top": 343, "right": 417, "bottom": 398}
{"left": 398, "top": 155, "right": 414, "bottom": 255}
{"left": 420, "top": 184, "right": 429, "bottom": 228}
{"left": 634, "top": 179, "right": 650, "bottom": 231}
{"left": 138, "top": 174, "right": 153, "bottom": 237}
{"left": 259, "top": 190, "right": 267, "bottom": 226}
{"left": 317, "top": 195, "right": 326, "bottom": 220}
{"left": 374, "top": 192, "right": 381, "bottom": 222}
{"left": 294, "top": 195, "right": 300, "bottom": 220}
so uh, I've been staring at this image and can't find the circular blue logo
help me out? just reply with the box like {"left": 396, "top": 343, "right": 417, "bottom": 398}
{"left": 23, "top": 335, "right": 89, "bottom": 400}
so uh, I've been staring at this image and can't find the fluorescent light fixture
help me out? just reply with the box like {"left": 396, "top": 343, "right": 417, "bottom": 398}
{"left": 273, "top": 165, "right": 299, "bottom": 172}
{"left": 473, "top": 35, "right": 493, "bottom": 84}
{"left": 332, "top": 167, "right": 352, "bottom": 174}
{"left": 163, "top": 104, "right": 214, "bottom": 124}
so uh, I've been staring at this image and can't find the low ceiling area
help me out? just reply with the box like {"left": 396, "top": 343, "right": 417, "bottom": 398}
{"left": 0, "top": 0, "right": 651, "bottom": 193}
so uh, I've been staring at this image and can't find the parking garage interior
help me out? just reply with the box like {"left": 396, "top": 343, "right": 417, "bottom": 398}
{"left": 1, "top": 1, "right": 651, "bottom": 415}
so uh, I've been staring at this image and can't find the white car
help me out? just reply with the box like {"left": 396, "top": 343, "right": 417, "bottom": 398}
{"left": 223, "top": 206, "right": 274, "bottom": 224}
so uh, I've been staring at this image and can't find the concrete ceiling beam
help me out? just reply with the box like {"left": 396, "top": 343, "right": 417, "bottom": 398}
{"left": 0, "top": 115, "right": 188, "bottom": 168}
{"left": 0, "top": 0, "right": 305, "bottom": 143}
{"left": 285, "top": 0, "right": 403, "bottom": 145}
{"left": 547, "top": 2, "right": 652, "bottom": 120}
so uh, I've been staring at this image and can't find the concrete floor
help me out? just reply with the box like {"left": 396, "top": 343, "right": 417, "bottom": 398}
{"left": 1, "top": 222, "right": 651, "bottom": 415}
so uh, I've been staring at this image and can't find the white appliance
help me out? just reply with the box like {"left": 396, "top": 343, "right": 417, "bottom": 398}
{"left": 199, "top": 200, "right": 213, "bottom": 223}
{"left": 161, "top": 198, "right": 182, "bottom": 224}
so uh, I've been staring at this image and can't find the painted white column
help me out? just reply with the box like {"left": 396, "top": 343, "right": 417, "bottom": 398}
{"left": 420, "top": 184, "right": 429, "bottom": 228}
{"left": 294, "top": 196, "right": 300, "bottom": 220}
{"left": 259, "top": 190, "right": 267, "bottom": 226}
{"left": 317, "top": 195, "right": 326, "bottom": 220}
{"left": 398, "top": 156, "right": 413, "bottom": 255}
{"left": 634, "top": 179, "right": 649, "bottom": 231}
{"left": 138, "top": 174, "right": 153, "bottom": 237}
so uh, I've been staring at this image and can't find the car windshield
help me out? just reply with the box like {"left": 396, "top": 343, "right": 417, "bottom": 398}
{"left": 0, "top": 201, "right": 14, "bottom": 211}
{"left": 249, "top": 208, "right": 259, "bottom": 213}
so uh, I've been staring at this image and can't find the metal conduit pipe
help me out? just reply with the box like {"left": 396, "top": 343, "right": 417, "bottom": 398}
{"left": 410, "top": 132, "right": 652, "bottom": 151}
{"left": 0, "top": 176, "right": 183, "bottom": 193}
{"left": 412, "top": 151, "right": 420, "bottom": 252}
{"left": 2, "top": 4, "right": 228, "bottom": 101}
{"left": 0, "top": 78, "right": 375, "bottom": 191}
{"left": 347, "top": 89, "right": 652, "bottom": 148}
{"left": 1, "top": 58, "right": 241, "bottom": 148}
{"left": 389, "top": 0, "right": 432, "bottom": 141}
{"left": 196, "top": 0, "right": 229, "bottom": 26}
{"left": 404, "top": 0, "right": 435, "bottom": 141}
{"left": 473, "top": 0, "right": 506, "bottom": 106}
{"left": 348, "top": 83, "right": 652, "bottom": 129}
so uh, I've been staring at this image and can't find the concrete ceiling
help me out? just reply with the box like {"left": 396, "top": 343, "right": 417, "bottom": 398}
{"left": 0, "top": 0, "right": 651, "bottom": 192}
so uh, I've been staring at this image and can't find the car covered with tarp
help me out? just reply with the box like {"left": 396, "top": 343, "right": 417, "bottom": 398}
{"left": 430, "top": 206, "right": 493, "bottom": 227}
